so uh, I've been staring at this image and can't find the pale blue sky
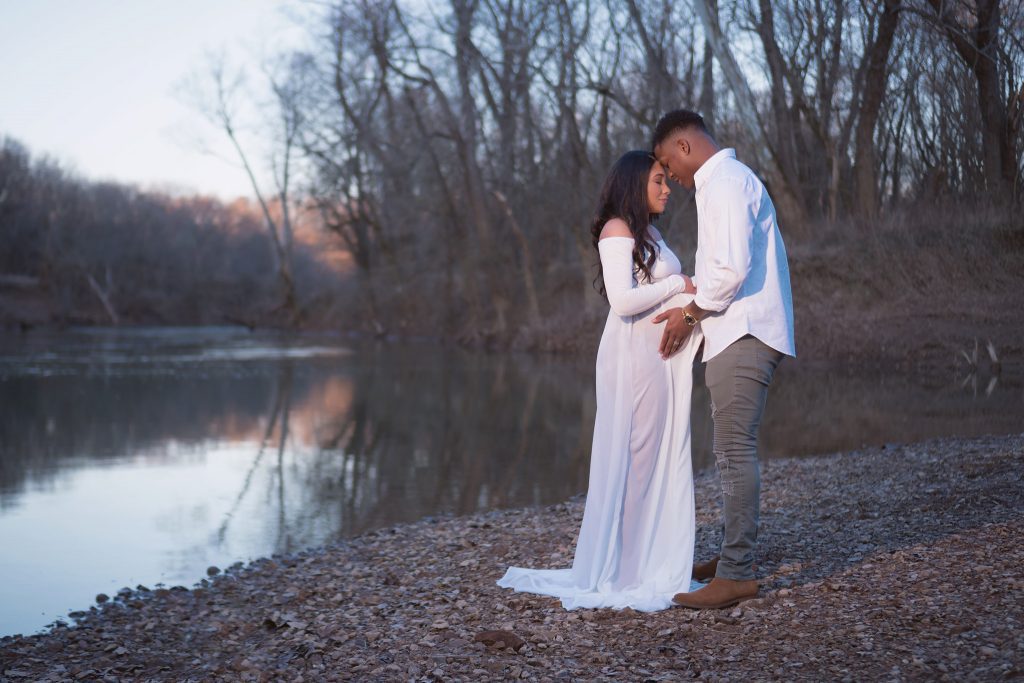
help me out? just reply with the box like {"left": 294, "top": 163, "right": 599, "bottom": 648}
{"left": 0, "top": 0, "right": 309, "bottom": 199}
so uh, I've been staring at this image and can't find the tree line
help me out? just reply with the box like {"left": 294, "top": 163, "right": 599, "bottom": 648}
{"left": 0, "top": 136, "right": 345, "bottom": 327}
{"left": 285, "top": 0, "right": 1022, "bottom": 342}
{"left": 3, "top": 0, "right": 1022, "bottom": 340}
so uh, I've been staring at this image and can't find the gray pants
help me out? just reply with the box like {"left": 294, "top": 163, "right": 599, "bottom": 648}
{"left": 704, "top": 334, "right": 784, "bottom": 581}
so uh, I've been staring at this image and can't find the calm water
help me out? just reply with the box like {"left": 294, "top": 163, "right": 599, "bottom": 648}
{"left": 0, "top": 327, "right": 1020, "bottom": 636}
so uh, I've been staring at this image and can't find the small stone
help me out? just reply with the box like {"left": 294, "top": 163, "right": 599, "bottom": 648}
{"left": 777, "top": 589, "right": 792, "bottom": 597}
{"left": 95, "top": 594, "right": 109, "bottom": 604}
{"left": 980, "top": 646, "right": 997, "bottom": 656}
{"left": 206, "top": 566, "right": 220, "bottom": 577}
{"left": 474, "top": 629, "right": 526, "bottom": 651}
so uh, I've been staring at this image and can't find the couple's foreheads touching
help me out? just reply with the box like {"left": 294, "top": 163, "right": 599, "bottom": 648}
{"left": 651, "top": 109, "right": 720, "bottom": 191}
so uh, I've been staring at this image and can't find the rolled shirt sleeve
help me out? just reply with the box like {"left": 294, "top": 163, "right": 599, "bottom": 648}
{"left": 598, "top": 238, "right": 685, "bottom": 317}
{"left": 693, "top": 176, "right": 756, "bottom": 313}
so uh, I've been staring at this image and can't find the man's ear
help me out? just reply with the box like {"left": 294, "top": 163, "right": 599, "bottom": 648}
{"left": 676, "top": 136, "right": 690, "bottom": 156}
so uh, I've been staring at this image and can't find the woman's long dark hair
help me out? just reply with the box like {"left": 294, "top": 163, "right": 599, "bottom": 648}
{"left": 590, "top": 150, "right": 660, "bottom": 298}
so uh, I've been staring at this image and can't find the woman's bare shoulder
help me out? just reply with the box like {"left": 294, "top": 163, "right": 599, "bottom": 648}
{"left": 599, "top": 218, "right": 633, "bottom": 241}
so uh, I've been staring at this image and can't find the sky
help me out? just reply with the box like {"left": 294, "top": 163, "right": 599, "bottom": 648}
{"left": 0, "top": 0, "right": 310, "bottom": 200}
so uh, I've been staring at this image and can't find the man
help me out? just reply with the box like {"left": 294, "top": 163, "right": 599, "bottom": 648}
{"left": 651, "top": 109, "right": 795, "bottom": 610}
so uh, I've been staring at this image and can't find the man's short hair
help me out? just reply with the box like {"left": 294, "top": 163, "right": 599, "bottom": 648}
{"left": 651, "top": 110, "right": 709, "bottom": 150}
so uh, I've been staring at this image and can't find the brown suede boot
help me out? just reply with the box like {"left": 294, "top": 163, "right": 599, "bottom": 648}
{"left": 672, "top": 577, "right": 759, "bottom": 610}
{"left": 692, "top": 557, "right": 719, "bottom": 582}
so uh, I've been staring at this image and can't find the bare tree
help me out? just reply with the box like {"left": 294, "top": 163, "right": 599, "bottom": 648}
{"left": 184, "top": 55, "right": 303, "bottom": 324}
{"left": 924, "top": 0, "right": 1019, "bottom": 196}
{"left": 695, "top": 0, "right": 809, "bottom": 230}
{"left": 854, "top": 0, "right": 903, "bottom": 218}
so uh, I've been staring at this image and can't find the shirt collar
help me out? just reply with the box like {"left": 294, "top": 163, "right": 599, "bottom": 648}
{"left": 693, "top": 148, "right": 736, "bottom": 191}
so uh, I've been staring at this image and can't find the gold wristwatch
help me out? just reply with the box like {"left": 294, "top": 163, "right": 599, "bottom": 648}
{"left": 683, "top": 309, "right": 698, "bottom": 327}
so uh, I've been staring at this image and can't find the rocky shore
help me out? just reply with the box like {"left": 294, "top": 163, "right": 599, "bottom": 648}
{"left": 2, "top": 433, "right": 1022, "bottom": 682}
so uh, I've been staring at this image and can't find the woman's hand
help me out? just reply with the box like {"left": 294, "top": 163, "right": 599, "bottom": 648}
{"left": 683, "top": 275, "right": 697, "bottom": 295}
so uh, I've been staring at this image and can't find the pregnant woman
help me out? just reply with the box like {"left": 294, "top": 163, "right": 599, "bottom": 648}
{"left": 497, "top": 150, "right": 704, "bottom": 611}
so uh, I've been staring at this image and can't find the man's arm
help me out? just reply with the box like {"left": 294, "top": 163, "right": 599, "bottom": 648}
{"left": 655, "top": 176, "right": 757, "bottom": 358}
{"left": 692, "top": 176, "right": 756, "bottom": 312}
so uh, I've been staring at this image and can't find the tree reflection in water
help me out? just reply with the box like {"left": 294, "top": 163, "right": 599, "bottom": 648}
{"left": 1, "top": 333, "right": 1021, "bottom": 556}
{"left": 1, "top": 331, "right": 1022, "bottom": 637}
{"left": 291, "top": 345, "right": 594, "bottom": 543}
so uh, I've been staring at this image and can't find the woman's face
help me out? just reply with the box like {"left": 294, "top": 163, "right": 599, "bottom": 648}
{"left": 647, "top": 160, "right": 671, "bottom": 214}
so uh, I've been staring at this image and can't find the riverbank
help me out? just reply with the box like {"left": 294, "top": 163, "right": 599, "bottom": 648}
{"left": 521, "top": 287, "right": 1024, "bottom": 374}
{"left": 9, "top": 285, "right": 1022, "bottom": 374}
{"left": 2, "top": 433, "right": 1021, "bottom": 681}
{"left": 518, "top": 237, "right": 1024, "bottom": 373}
{"left": 6, "top": 206, "right": 1024, "bottom": 373}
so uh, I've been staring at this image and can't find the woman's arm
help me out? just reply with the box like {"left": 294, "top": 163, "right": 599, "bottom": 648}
{"left": 598, "top": 237, "right": 686, "bottom": 317}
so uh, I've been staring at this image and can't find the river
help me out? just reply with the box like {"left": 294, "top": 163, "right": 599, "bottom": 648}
{"left": 0, "top": 326, "right": 1019, "bottom": 636}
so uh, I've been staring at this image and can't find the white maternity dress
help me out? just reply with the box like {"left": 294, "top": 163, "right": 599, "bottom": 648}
{"left": 497, "top": 234, "right": 704, "bottom": 611}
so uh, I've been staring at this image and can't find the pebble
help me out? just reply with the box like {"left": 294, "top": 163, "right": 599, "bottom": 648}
{"left": 0, "top": 434, "right": 1020, "bottom": 682}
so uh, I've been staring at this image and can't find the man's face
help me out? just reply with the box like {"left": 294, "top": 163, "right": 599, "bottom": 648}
{"left": 654, "top": 132, "right": 696, "bottom": 190}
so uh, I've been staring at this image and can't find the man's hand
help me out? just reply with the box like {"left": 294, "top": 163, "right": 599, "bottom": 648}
{"left": 653, "top": 307, "right": 692, "bottom": 359}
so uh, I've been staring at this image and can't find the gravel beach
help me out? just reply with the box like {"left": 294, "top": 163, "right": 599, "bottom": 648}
{"left": 2, "top": 433, "right": 1022, "bottom": 682}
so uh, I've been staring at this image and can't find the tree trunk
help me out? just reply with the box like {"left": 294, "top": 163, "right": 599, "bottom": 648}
{"left": 755, "top": 0, "right": 800, "bottom": 192}
{"left": 854, "top": 0, "right": 901, "bottom": 219}
{"left": 927, "top": 0, "right": 1012, "bottom": 194}
{"left": 693, "top": 0, "right": 808, "bottom": 234}
{"left": 492, "top": 190, "right": 542, "bottom": 328}
{"left": 698, "top": 37, "right": 715, "bottom": 132}
{"left": 453, "top": 0, "right": 508, "bottom": 335}
{"left": 85, "top": 269, "right": 118, "bottom": 325}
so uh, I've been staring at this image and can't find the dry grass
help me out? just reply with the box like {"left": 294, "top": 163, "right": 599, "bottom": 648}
{"left": 510, "top": 202, "right": 1024, "bottom": 369}
{"left": 786, "top": 202, "right": 1024, "bottom": 368}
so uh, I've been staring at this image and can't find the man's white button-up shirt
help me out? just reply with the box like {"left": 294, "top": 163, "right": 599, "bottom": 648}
{"left": 692, "top": 148, "right": 796, "bottom": 362}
